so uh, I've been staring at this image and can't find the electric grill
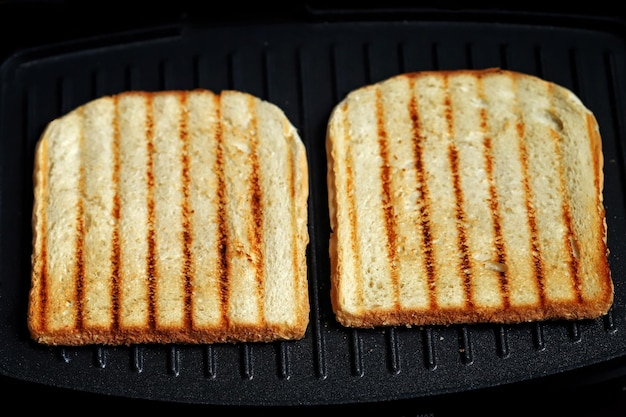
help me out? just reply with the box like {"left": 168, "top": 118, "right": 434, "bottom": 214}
{"left": 1, "top": 3, "right": 626, "bottom": 415}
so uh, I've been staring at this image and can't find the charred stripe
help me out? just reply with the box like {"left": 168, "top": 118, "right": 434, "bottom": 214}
{"left": 342, "top": 104, "right": 364, "bottom": 312}
{"left": 74, "top": 106, "right": 86, "bottom": 331}
{"left": 477, "top": 77, "right": 510, "bottom": 308}
{"left": 37, "top": 139, "right": 49, "bottom": 332}
{"left": 247, "top": 96, "right": 266, "bottom": 325}
{"left": 375, "top": 86, "right": 400, "bottom": 309}
{"left": 111, "top": 95, "right": 122, "bottom": 330}
{"left": 548, "top": 86, "right": 582, "bottom": 303}
{"left": 145, "top": 95, "right": 157, "bottom": 330}
{"left": 179, "top": 92, "right": 195, "bottom": 329}
{"left": 444, "top": 76, "right": 473, "bottom": 309}
{"left": 288, "top": 128, "right": 300, "bottom": 315}
{"left": 215, "top": 95, "right": 230, "bottom": 327}
{"left": 513, "top": 79, "right": 546, "bottom": 308}
{"left": 409, "top": 76, "right": 436, "bottom": 309}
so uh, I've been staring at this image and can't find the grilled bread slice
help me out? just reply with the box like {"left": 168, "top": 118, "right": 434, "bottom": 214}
{"left": 326, "top": 68, "right": 613, "bottom": 328}
{"left": 29, "top": 89, "right": 310, "bottom": 345}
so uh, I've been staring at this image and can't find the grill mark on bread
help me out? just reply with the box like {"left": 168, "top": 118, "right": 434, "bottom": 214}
{"left": 448, "top": 145, "right": 473, "bottom": 308}
{"left": 179, "top": 92, "right": 194, "bottom": 329}
{"left": 443, "top": 77, "right": 473, "bottom": 309}
{"left": 375, "top": 87, "right": 400, "bottom": 309}
{"left": 36, "top": 139, "right": 49, "bottom": 332}
{"left": 483, "top": 135, "right": 510, "bottom": 306}
{"left": 74, "top": 107, "right": 86, "bottom": 331}
{"left": 477, "top": 77, "right": 510, "bottom": 307}
{"left": 247, "top": 96, "right": 266, "bottom": 325}
{"left": 556, "top": 130, "right": 582, "bottom": 303}
{"left": 342, "top": 104, "right": 364, "bottom": 311}
{"left": 287, "top": 127, "right": 301, "bottom": 315}
{"left": 547, "top": 86, "right": 582, "bottom": 303}
{"left": 513, "top": 86, "right": 546, "bottom": 307}
{"left": 408, "top": 77, "right": 436, "bottom": 308}
{"left": 214, "top": 96, "right": 230, "bottom": 327}
{"left": 145, "top": 96, "right": 157, "bottom": 330}
{"left": 111, "top": 96, "right": 122, "bottom": 330}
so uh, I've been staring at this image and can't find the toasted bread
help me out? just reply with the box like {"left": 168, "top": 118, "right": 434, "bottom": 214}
{"left": 28, "top": 89, "right": 310, "bottom": 345}
{"left": 326, "top": 68, "right": 613, "bottom": 328}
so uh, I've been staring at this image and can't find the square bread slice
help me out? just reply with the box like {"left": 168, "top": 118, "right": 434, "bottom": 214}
{"left": 28, "top": 89, "right": 310, "bottom": 345}
{"left": 326, "top": 68, "right": 613, "bottom": 328}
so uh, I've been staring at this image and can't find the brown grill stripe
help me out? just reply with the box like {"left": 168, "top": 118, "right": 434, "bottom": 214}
{"left": 37, "top": 139, "right": 49, "bottom": 332}
{"left": 215, "top": 95, "right": 230, "bottom": 326}
{"left": 444, "top": 77, "right": 473, "bottom": 309}
{"left": 556, "top": 133, "right": 582, "bottom": 303}
{"left": 342, "top": 104, "right": 364, "bottom": 311}
{"left": 477, "top": 78, "right": 510, "bottom": 308}
{"left": 145, "top": 95, "right": 157, "bottom": 330}
{"left": 513, "top": 79, "right": 546, "bottom": 307}
{"left": 483, "top": 134, "right": 510, "bottom": 307}
{"left": 548, "top": 86, "right": 582, "bottom": 303}
{"left": 179, "top": 92, "right": 194, "bottom": 329}
{"left": 408, "top": 77, "right": 436, "bottom": 308}
{"left": 448, "top": 145, "right": 473, "bottom": 308}
{"left": 111, "top": 96, "right": 122, "bottom": 330}
{"left": 74, "top": 107, "right": 86, "bottom": 331}
{"left": 375, "top": 87, "right": 400, "bottom": 308}
{"left": 247, "top": 96, "right": 266, "bottom": 324}
{"left": 287, "top": 128, "right": 300, "bottom": 313}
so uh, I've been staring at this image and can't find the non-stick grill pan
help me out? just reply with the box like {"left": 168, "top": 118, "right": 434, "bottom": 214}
{"left": 2, "top": 5, "right": 626, "bottom": 409}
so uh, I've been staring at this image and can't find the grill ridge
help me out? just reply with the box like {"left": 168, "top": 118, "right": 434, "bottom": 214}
{"left": 278, "top": 342, "right": 290, "bottom": 379}
{"left": 495, "top": 325, "right": 510, "bottom": 358}
{"left": 458, "top": 326, "right": 473, "bottom": 365}
{"left": 168, "top": 346, "right": 181, "bottom": 377}
{"left": 95, "top": 347, "right": 107, "bottom": 368}
{"left": 350, "top": 330, "right": 364, "bottom": 377}
{"left": 568, "top": 322, "right": 582, "bottom": 342}
{"left": 241, "top": 345, "right": 253, "bottom": 380}
{"left": 132, "top": 346, "right": 144, "bottom": 373}
{"left": 386, "top": 328, "right": 401, "bottom": 375}
{"left": 423, "top": 328, "right": 437, "bottom": 370}
{"left": 204, "top": 345, "right": 216, "bottom": 379}
{"left": 532, "top": 323, "right": 546, "bottom": 351}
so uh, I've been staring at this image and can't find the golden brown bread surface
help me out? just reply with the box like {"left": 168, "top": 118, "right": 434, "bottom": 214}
{"left": 326, "top": 68, "right": 613, "bottom": 328}
{"left": 29, "top": 89, "right": 310, "bottom": 345}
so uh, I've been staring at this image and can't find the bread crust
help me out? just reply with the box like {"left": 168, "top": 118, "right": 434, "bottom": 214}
{"left": 29, "top": 89, "right": 309, "bottom": 346}
{"left": 326, "top": 68, "right": 613, "bottom": 328}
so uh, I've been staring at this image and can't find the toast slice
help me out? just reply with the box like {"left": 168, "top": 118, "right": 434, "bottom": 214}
{"left": 28, "top": 89, "right": 310, "bottom": 345}
{"left": 326, "top": 68, "right": 613, "bottom": 328}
